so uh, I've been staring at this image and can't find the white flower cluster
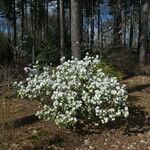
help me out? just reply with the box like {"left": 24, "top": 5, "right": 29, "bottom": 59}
{"left": 14, "top": 62, "right": 53, "bottom": 100}
{"left": 15, "top": 55, "right": 129, "bottom": 128}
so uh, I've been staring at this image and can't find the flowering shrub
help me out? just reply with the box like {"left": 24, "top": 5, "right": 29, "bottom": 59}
{"left": 14, "top": 62, "right": 53, "bottom": 101}
{"left": 14, "top": 54, "right": 129, "bottom": 128}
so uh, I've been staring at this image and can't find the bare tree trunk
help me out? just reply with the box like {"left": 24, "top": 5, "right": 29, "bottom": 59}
{"left": 25, "top": 0, "right": 28, "bottom": 32}
{"left": 44, "top": 0, "right": 49, "bottom": 65}
{"left": 139, "top": 0, "right": 149, "bottom": 68}
{"left": 97, "top": 0, "right": 100, "bottom": 47}
{"left": 113, "top": 0, "right": 122, "bottom": 48}
{"left": 80, "top": 0, "right": 83, "bottom": 47}
{"left": 33, "top": 0, "right": 39, "bottom": 64}
{"left": 100, "top": 3, "right": 103, "bottom": 49}
{"left": 13, "top": 0, "right": 17, "bottom": 60}
{"left": 124, "top": 2, "right": 127, "bottom": 49}
{"left": 138, "top": 1, "right": 142, "bottom": 53}
{"left": 129, "top": 5, "right": 134, "bottom": 48}
{"left": 7, "top": 19, "right": 11, "bottom": 44}
{"left": 30, "top": 0, "right": 37, "bottom": 64}
{"left": 71, "top": 0, "right": 81, "bottom": 59}
{"left": 90, "top": 1, "right": 95, "bottom": 51}
{"left": 30, "top": 1, "right": 34, "bottom": 63}
{"left": 86, "top": 16, "right": 90, "bottom": 47}
{"left": 46, "top": 0, "right": 49, "bottom": 40}
{"left": 21, "top": 0, "right": 25, "bottom": 48}
{"left": 59, "top": 0, "right": 65, "bottom": 57}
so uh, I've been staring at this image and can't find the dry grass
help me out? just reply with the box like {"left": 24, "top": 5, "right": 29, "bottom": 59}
{"left": 0, "top": 99, "right": 17, "bottom": 150}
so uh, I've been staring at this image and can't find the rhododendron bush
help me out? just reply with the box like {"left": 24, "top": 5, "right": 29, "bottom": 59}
{"left": 14, "top": 54, "right": 129, "bottom": 128}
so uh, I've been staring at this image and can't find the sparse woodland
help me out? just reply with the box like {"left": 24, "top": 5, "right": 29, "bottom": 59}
{"left": 0, "top": 0, "right": 149, "bottom": 67}
{"left": 0, "top": 0, "right": 150, "bottom": 150}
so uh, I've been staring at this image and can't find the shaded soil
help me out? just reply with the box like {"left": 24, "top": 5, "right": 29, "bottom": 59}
{"left": 0, "top": 76, "right": 150, "bottom": 150}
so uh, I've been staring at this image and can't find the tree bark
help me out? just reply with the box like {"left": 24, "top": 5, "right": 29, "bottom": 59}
{"left": 71, "top": 0, "right": 81, "bottom": 59}
{"left": 124, "top": 2, "right": 127, "bottom": 49}
{"left": 97, "top": 0, "right": 100, "bottom": 47}
{"left": 46, "top": 0, "right": 49, "bottom": 39}
{"left": 113, "top": 0, "right": 122, "bottom": 48}
{"left": 86, "top": 16, "right": 90, "bottom": 47}
{"left": 13, "top": 0, "right": 17, "bottom": 59}
{"left": 129, "top": 5, "right": 134, "bottom": 48}
{"left": 59, "top": 0, "right": 65, "bottom": 57}
{"left": 100, "top": 3, "right": 103, "bottom": 49}
{"left": 7, "top": 19, "right": 11, "bottom": 44}
{"left": 25, "top": 0, "right": 28, "bottom": 32}
{"left": 80, "top": 0, "right": 83, "bottom": 47}
{"left": 90, "top": 1, "right": 95, "bottom": 51}
{"left": 30, "top": 0, "right": 37, "bottom": 64}
{"left": 139, "top": 0, "right": 149, "bottom": 68}
{"left": 138, "top": 1, "right": 142, "bottom": 53}
{"left": 21, "top": 0, "right": 25, "bottom": 47}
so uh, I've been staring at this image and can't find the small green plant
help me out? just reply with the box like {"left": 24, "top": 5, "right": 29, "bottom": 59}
{"left": 95, "top": 62, "right": 123, "bottom": 81}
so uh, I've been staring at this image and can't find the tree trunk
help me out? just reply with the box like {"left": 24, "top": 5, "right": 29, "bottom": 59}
{"left": 44, "top": 0, "right": 49, "bottom": 65}
{"left": 25, "top": 0, "right": 28, "bottom": 32}
{"left": 90, "top": 1, "right": 95, "bottom": 51}
{"left": 80, "top": 0, "right": 83, "bottom": 47}
{"left": 71, "top": 0, "right": 81, "bottom": 59}
{"left": 138, "top": 1, "right": 142, "bottom": 53}
{"left": 124, "top": 2, "right": 127, "bottom": 49}
{"left": 97, "top": 0, "right": 100, "bottom": 47}
{"left": 59, "top": 0, "right": 65, "bottom": 57}
{"left": 100, "top": 3, "right": 103, "bottom": 49}
{"left": 113, "top": 0, "right": 122, "bottom": 48}
{"left": 139, "top": 0, "right": 149, "bottom": 68}
{"left": 86, "top": 16, "right": 90, "bottom": 47}
{"left": 46, "top": 0, "right": 49, "bottom": 40}
{"left": 21, "top": 0, "right": 25, "bottom": 47}
{"left": 13, "top": 0, "right": 17, "bottom": 59}
{"left": 129, "top": 5, "right": 134, "bottom": 48}
{"left": 30, "top": 0, "right": 37, "bottom": 64}
{"left": 7, "top": 19, "right": 11, "bottom": 44}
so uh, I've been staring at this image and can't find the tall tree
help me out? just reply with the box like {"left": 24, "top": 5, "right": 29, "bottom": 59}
{"left": 109, "top": 0, "right": 122, "bottom": 48}
{"left": 139, "top": 0, "right": 149, "bottom": 68}
{"left": 90, "top": 0, "right": 95, "bottom": 50}
{"left": 30, "top": 0, "right": 37, "bottom": 64}
{"left": 137, "top": 0, "right": 142, "bottom": 53}
{"left": 100, "top": 2, "right": 103, "bottom": 49}
{"left": 123, "top": 0, "right": 127, "bottom": 49}
{"left": 13, "top": 0, "right": 17, "bottom": 59}
{"left": 21, "top": 0, "right": 25, "bottom": 49}
{"left": 59, "top": 0, "right": 65, "bottom": 57}
{"left": 129, "top": 4, "right": 134, "bottom": 48}
{"left": 97, "top": 0, "right": 100, "bottom": 47}
{"left": 71, "top": 0, "right": 81, "bottom": 59}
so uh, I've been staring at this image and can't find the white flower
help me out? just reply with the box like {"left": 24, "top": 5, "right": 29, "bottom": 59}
{"left": 104, "top": 117, "right": 108, "bottom": 123}
{"left": 14, "top": 54, "right": 129, "bottom": 128}
{"left": 124, "top": 107, "right": 128, "bottom": 111}
{"left": 124, "top": 110, "right": 129, "bottom": 118}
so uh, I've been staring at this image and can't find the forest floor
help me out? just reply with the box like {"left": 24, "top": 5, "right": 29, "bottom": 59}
{"left": 0, "top": 76, "right": 150, "bottom": 150}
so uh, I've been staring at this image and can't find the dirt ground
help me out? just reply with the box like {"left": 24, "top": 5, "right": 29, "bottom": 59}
{"left": 0, "top": 76, "right": 149, "bottom": 150}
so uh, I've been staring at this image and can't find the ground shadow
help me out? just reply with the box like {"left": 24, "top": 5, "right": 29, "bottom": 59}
{"left": 76, "top": 104, "right": 150, "bottom": 136}
{"left": 0, "top": 115, "right": 39, "bottom": 129}
{"left": 76, "top": 87, "right": 150, "bottom": 136}
{"left": 14, "top": 115, "right": 39, "bottom": 128}
{"left": 127, "top": 84, "right": 150, "bottom": 93}
{"left": 124, "top": 105, "right": 149, "bottom": 136}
